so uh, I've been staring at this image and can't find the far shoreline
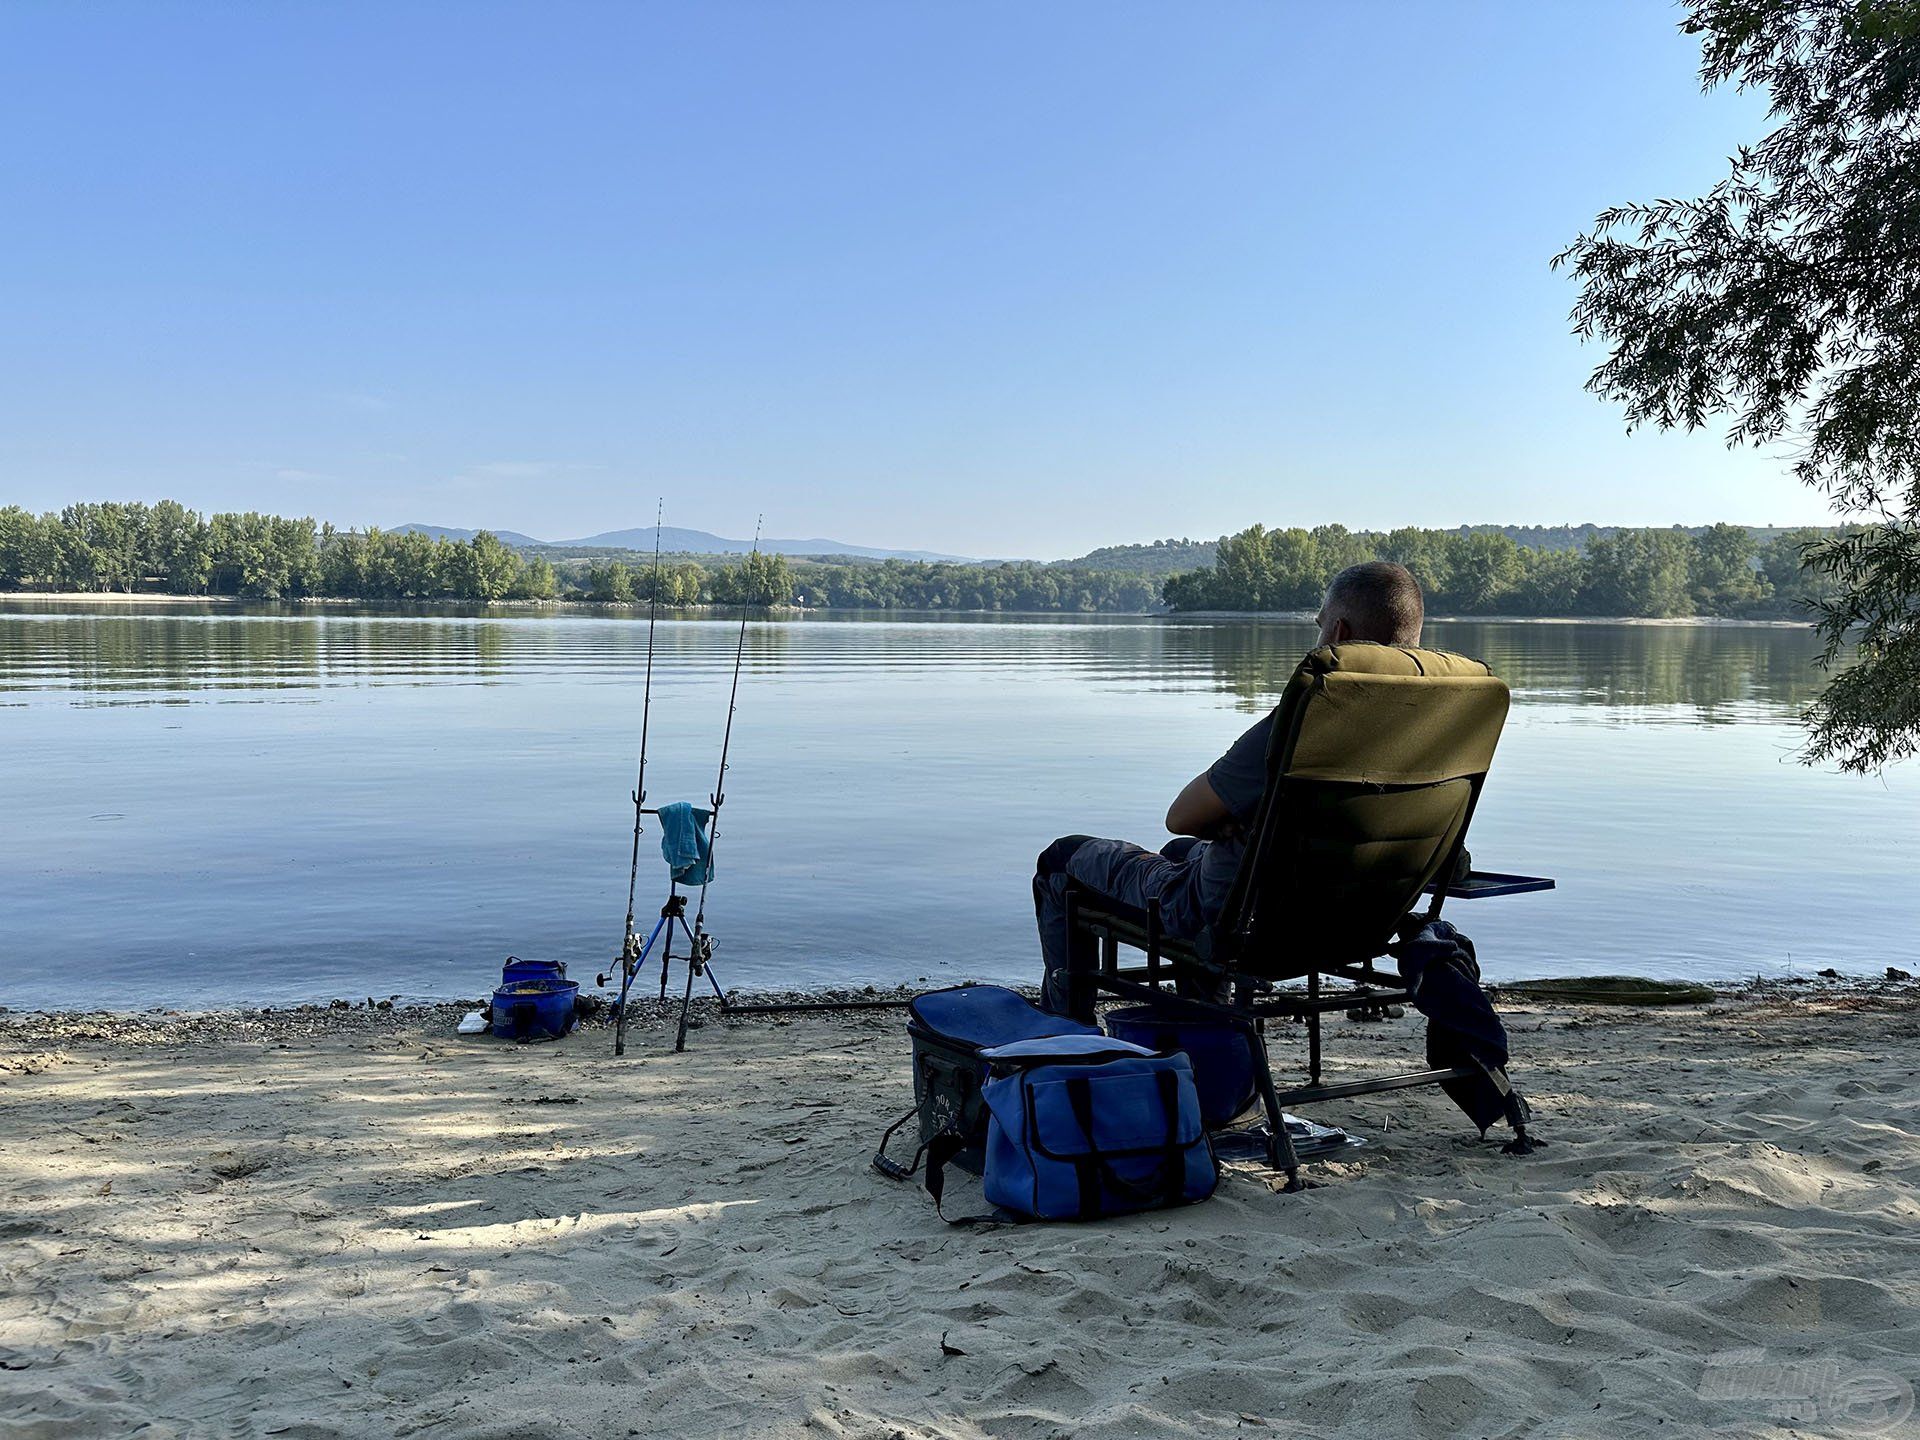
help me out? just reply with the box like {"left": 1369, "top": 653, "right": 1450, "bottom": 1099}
{"left": 0, "top": 591, "right": 1816, "bottom": 628}
{"left": 1164, "top": 607, "right": 1813, "bottom": 628}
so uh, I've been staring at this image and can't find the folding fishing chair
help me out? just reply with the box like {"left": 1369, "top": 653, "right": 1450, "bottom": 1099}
{"left": 1060, "top": 642, "right": 1551, "bottom": 1187}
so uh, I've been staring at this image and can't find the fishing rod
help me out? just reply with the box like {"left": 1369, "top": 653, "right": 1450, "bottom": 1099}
{"left": 609, "top": 506, "right": 665, "bottom": 1057}
{"left": 674, "top": 515, "right": 761, "bottom": 1050}
{"left": 620, "top": 504, "right": 664, "bottom": 950}
{"left": 707, "top": 516, "right": 916, "bottom": 1021}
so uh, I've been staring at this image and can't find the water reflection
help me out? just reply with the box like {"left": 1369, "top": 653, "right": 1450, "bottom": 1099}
{"left": 0, "top": 603, "right": 1825, "bottom": 721}
{"left": 1, "top": 601, "right": 1907, "bottom": 1006}
{"left": 1180, "top": 619, "right": 1823, "bottom": 718}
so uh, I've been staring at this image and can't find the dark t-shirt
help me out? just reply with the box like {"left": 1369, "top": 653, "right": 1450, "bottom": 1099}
{"left": 1177, "top": 710, "right": 1275, "bottom": 924}
{"left": 1206, "top": 711, "right": 1275, "bottom": 826}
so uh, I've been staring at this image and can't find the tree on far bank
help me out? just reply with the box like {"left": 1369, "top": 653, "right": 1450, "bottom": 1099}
{"left": 1580, "top": 529, "right": 1694, "bottom": 618}
{"left": 586, "top": 558, "right": 635, "bottom": 603}
{"left": 0, "top": 506, "right": 39, "bottom": 589}
{"left": 1378, "top": 526, "right": 1455, "bottom": 600}
{"left": 715, "top": 550, "right": 791, "bottom": 606}
{"left": 1447, "top": 532, "right": 1526, "bottom": 612}
{"left": 1689, "top": 522, "right": 1768, "bottom": 615}
{"left": 1555, "top": 0, "right": 1920, "bottom": 768}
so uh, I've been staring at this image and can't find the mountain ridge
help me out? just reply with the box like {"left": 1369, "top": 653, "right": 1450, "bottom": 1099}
{"left": 392, "top": 522, "right": 972, "bottom": 563}
{"left": 391, "top": 520, "right": 1837, "bottom": 575}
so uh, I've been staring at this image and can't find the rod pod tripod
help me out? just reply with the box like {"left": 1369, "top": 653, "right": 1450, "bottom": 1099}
{"left": 600, "top": 887, "right": 726, "bottom": 1054}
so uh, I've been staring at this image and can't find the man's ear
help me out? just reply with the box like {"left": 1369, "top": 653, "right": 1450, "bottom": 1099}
{"left": 1330, "top": 616, "right": 1353, "bottom": 645}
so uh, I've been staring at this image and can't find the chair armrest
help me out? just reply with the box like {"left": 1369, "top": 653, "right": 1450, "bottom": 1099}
{"left": 1422, "top": 870, "right": 1556, "bottom": 899}
{"left": 1064, "top": 882, "right": 1214, "bottom": 963}
{"left": 1063, "top": 880, "right": 1155, "bottom": 930}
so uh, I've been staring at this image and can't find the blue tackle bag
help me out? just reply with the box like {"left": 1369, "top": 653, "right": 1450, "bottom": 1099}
{"left": 927, "top": 1035, "right": 1219, "bottom": 1222}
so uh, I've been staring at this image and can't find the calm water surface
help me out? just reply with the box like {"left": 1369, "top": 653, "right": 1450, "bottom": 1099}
{"left": 4, "top": 601, "right": 1914, "bottom": 1009}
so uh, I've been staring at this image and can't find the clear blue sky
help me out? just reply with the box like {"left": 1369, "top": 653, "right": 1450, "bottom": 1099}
{"left": 0, "top": 1, "right": 1822, "bottom": 558}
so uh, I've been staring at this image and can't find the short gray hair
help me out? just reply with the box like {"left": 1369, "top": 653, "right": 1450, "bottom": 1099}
{"left": 1325, "top": 561, "right": 1423, "bottom": 644}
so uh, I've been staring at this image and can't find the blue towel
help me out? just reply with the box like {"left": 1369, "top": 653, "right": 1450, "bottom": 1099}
{"left": 1393, "top": 918, "right": 1514, "bottom": 1132}
{"left": 657, "top": 802, "right": 714, "bottom": 886}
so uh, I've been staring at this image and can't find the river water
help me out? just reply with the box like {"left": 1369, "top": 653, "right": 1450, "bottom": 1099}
{"left": 3, "top": 601, "right": 1913, "bottom": 1009}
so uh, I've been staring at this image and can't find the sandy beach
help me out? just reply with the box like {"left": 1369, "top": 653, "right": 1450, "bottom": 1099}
{"left": 3, "top": 987, "right": 1917, "bottom": 1439}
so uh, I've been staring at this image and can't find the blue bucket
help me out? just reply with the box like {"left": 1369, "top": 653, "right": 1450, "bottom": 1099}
{"left": 502, "top": 956, "right": 567, "bottom": 986}
{"left": 1103, "top": 1007, "right": 1259, "bottom": 1129}
{"left": 491, "top": 978, "right": 580, "bottom": 1040}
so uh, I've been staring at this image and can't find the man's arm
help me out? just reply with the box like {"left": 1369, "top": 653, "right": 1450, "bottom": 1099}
{"left": 1166, "top": 771, "right": 1236, "bottom": 839}
{"left": 1170, "top": 710, "right": 1273, "bottom": 840}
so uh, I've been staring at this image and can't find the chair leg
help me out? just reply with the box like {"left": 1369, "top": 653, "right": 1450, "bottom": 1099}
{"left": 1498, "top": 1074, "right": 1544, "bottom": 1155}
{"left": 1307, "top": 972, "right": 1322, "bottom": 1085}
{"left": 1249, "top": 1021, "right": 1303, "bottom": 1189}
{"left": 1502, "top": 1120, "right": 1541, "bottom": 1156}
{"left": 1063, "top": 888, "right": 1097, "bottom": 1024}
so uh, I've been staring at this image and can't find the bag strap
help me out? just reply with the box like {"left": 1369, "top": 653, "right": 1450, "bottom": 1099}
{"left": 924, "top": 1131, "right": 964, "bottom": 1212}
{"left": 923, "top": 1132, "right": 1007, "bottom": 1226}
{"left": 1065, "top": 1069, "right": 1190, "bottom": 1216}
{"left": 1156, "top": 1068, "right": 1186, "bottom": 1207}
{"left": 1065, "top": 1077, "right": 1104, "bottom": 1219}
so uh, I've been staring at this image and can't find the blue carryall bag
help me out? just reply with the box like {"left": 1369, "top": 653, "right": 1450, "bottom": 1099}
{"left": 926, "top": 1035, "right": 1219, "bottom": 1222}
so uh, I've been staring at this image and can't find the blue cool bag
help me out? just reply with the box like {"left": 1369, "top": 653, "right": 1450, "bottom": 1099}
{"left": 871, "top": 985, "right": 1101, "bottom": 1181}
{"left": 927, "top": 1035, "right": 1219, "bottom": 1222}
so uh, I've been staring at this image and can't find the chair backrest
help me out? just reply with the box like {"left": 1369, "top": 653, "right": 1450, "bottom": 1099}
{"left": 1213, "top": 643, "right": 1510, "bottom": 977}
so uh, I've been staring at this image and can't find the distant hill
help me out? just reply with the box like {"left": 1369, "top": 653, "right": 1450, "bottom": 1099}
{"left": 394, "top": 521, "right": 971, "bottom": 563}
{"left": 392, "top": 523, "right": 546, "bottom": 547}
{"left": 554, "top": 526, "right": 974, "bottom": 562}
{"left": 1057, "top": 538, "right": 1219, "bottom": 575}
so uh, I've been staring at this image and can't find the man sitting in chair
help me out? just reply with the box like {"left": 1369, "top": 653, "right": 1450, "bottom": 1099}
{"left": 1034, "top": 560, "right": 1425, "bottom": 1014}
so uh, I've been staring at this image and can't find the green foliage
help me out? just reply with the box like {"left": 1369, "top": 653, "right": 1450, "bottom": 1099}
{"left": 0, "top": 506, "right": 41, "bottom": 589}
{"left": 520, "top": 557, "right": 559, "bottom": 601}
{"left": 1759, "top": 528, "right": 1832, "bottom": 606}
{"left": 662, "top": 562, "right": 708, "bottom": 605}
{"left": 1804, "top": 523, "right": 1920, "bottom": 770}
{"left": 1162, "top": 521, "right": 1819, "bottom": 619}
{"left": 555, "top": 548, "right": 1158, "bottom": 612}
{"left": 1556, "top": 0, "right": 1920, "bottom": 766}
{"left": 0, "top": 499, "right": 1847, "bottom": 623}
{"left": 1160, "top": 525, "right": 1375, "bottom": 611}
{"left": 585, "top": 558, "right": 635, "bottom": 603}
{"left": 1513, "top": 547, "right": 1585, "bottom": 615}
{"left": 1580, "top": 529, "right": 1694, "bottom": 618}
{"left": 1448, "top": 532, "right": 1527, "bottom": 612}
{"left": 1058, "top": 537, "right": 1218, "bottom": 577}
{"left": 712, "top": 550, "right": 791, "bottom": 606}
{"left": 1689, "top": 522, "right": 1767, "bottom": 613}
{"left": 0, "top": 501, "right": 559, "bottom": 602}
{"left": 778, "top": 557, "right": 1156, "bottom": 612}
{"left": 1378, "top": 526, "right": 1456, "bottom": 596}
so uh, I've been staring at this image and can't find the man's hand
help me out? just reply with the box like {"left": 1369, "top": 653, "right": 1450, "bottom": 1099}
{"left": 1166, "top": 770, "right": 1237, "bottom": 840}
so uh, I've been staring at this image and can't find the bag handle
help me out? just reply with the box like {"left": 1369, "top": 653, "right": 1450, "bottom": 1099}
{"left": 1064, "top": 1070, "right": 1189, "bottom": 1216}
{"left": 870, "top": 1106, "right": 923, "bottom": 1181}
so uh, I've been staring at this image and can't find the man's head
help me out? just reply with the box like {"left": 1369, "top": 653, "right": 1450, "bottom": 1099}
{"left": 1316, "top": 561, "right": 1424, "bottom": 647}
